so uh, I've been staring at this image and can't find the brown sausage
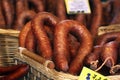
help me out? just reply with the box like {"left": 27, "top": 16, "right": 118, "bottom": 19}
{"left": 110, "top": 0, "right": 120, "bottom": 24}
{"left": 68, "top": 34, "right": 80, "bottom": 59}
{"left": 101, "top": 41, "right": 118, "bottom": 68}
{"left": 96, "top": 32, "right": 120, "bottom": 46}
{"left": 28, "top": 0, "right": 45, "bottom": 12}
{"left": 56, "top": 0, "right": 67, "bottom": 20}
{"left": 54, "top": 20, "right": 93, "bottom": 74}
{"left": 45, "top": 0, "right": 57, "bottom": 14}
{"left": 0, "top": 0, "right": 6, "bottom": 29}
{"left": 85, "top": 32, "right": 120, "bottom": 70}
{"left": 109, "top": 37, "right": 120, "bottom": 74}
{"left": 15, "top": 0, "right": 28, "bottom": 16}
{"left": 101, "top": 0, "right": 113, "bottom": 26}
{"left": 19, "top": 21, "right": 31, "bottom": 47}
{"left": 75, "top": 14, "right": 86, "bottom": 26}
{"left": 85, "top": 45, "right": 102, "bottom": 70}
{"left": 14, "top": 10, "right": 36, "bottom": 30}
{"left": 1, "top": 0, "right": 14, "bottom": 29}
{"left": 25, "top": 30, "right": 36, "bottom": 52}
{"left": 89, "top": 0, "right": 102, "bottom": 39}
{"left": 31, "top": 12, "right": 59, "bottom": 60}
{"left": 0, "top": 64, "right": 29, "bottom": 80}
{"left": 0, "top": 64, "right": 24, "bottom": 76}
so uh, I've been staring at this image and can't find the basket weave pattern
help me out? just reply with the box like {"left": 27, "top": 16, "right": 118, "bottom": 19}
{"left": 0, "top": 34, "right": 18, "bottom": 66}
{"left": 0, "top": 29, "right": 120, "bottom": 80}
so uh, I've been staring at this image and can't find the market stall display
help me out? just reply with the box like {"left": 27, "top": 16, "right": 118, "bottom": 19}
{"left": 0, "top": 0, "right": 120, "bottom": 80}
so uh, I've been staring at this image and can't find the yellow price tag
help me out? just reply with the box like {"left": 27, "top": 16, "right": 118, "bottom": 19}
{"left": 78, "top": 67, "right": 110, "bottom": 80}
{"left": 64, "top": 0, "right": 91, "bottom": 14}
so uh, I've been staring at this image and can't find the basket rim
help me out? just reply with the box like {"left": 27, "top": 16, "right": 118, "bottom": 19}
{"left": 14, "top": 49, "right": 120, "bottom": 80}
{"left": 0, "top": 29, "right": 20, "bottom": 37}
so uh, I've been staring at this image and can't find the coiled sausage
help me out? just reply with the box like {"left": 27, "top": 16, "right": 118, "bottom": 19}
{"left": 19, "top": 21, "right": 31, "bottom": 47}
{"left": 25, "top": 30, "right": 36, "bottom": 52}
{"left": 31, "top": 12, "right": 59, "bottom": 60}
{"left": 54, "top": 20, "right": 93, "bottom": 74}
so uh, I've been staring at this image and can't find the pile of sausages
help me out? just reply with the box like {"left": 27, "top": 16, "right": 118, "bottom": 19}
{"left": 0, "top": 0, "right": 44, "bottom": 30}
{"left": 85, "top": 32, "right": 120, "bottom": 75}
{"left": 0, "top": 0, "right": 120, "bottom": 76}
{"left": 0, "top": 0, "right": 120, "bottom": 39}
{"left": 0, "top": 64, "right": 29, "bottom": 80}
{"left": 19, "top": 12, "right": 93, "bottom": 75}
{"left": 19, "top": 11, "right": 120, "bottom": 76}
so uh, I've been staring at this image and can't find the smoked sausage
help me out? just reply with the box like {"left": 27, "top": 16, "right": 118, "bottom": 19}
{"left": 53, "top": 20, "right": 93, "bottom": 74}
{"left": 1, "top": 0, "right": 14, "bottom": 29}
{"left": 0, "top": 64, "right": 29, "bottom": 80}
{"left": 14, "top": 10, "right": 36, "bottom": 30}
{"left": 0, "top": 64, "right": 24, "bottom": 76}
{"left": 31, "top": 12, "right": 59, "bottom": 60}
{"left": 89, "top": 0, "right": 102, "bottom": 39}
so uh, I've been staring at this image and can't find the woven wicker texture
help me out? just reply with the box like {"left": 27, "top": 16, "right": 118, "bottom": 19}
{"left": 14, "top": 48, "right": 120, "bottom": 80}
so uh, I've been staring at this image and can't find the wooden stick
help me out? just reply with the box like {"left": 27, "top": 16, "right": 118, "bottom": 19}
{"left": 19, "top": 47, "right": 55, "bottom": 69}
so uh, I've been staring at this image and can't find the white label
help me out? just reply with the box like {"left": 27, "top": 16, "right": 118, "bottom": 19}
{"left": 65, "top": 0, "right": 91, "bottom": 14}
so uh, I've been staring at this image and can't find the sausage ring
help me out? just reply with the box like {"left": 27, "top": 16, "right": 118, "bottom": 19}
{"left": 53, "top": 20, "right": 93, "bottom": 74}
{"left": 31, "top": 12, "right": 59, "bottom": 60}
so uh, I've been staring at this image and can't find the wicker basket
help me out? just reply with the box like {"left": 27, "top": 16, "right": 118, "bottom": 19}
{"left": 0, "top": 29, "right": 120, "bottom": 80}
{"left": 13, "top": 48, "right": 120, "bottom": 80}
{"left": 0, "top": 29, "right": 19, "bottom": 66}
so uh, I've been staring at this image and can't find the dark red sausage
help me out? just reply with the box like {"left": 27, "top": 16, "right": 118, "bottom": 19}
{"left": 68, "top": 34, "right": 80, "bottom": 59}
{"left": 75, "top": 14, "right": 86, "bottom": 26}
{"left": 54, "top": 20, "right": 93, "bottom": 74}
{"left": 45, "top": 0, "right": 57, "bottom": 14}
{"left": 0, "top": 64, "right": 29, "bottom": 80}
{"left": 101, "top": 41, "right": 118, "bottom": 68}
{"left": 15, "top": 0, "right": 28, "bottom": 16}
{"left": 85, "top": 32, "right": 120, "bottom": 70}
{"left": 0, "top": 64, "right": 24, "bottom": 76}
{"left": 1, "top": 0, "right": 14, "bottom": 29}
{"left": 56, "top": 0, "right": 67, "bottom": 20}
{"left": 25, "top": 30, "right": 36, "bottom": 52}
{"left": 96, "top": 32, "right": 120, "bottom": 46}
{"left": 101, "top": 0, "right": 113, "bottom": 25}
{"left": 85, "top": 46, "right": 102, "bottom": 70}
{"left": 19, "top": 21, "right": 31, "bottom": 47}
{"left": 28, "top": 0, "right": 45, "bottom": 12}
{"left": 110, "top": 0, "right": 120, "bottom": 24}
{"left": 31, "top": 12, "right": 59, "bottom": 60}
{"left": 89, "top": 0, "right": 102, "bottom": 39}
{"left": 0, "top": 1, "right": 6, "bottom": 29}
{"left": 14, "top": 10, "right": 36, "bottom": 30}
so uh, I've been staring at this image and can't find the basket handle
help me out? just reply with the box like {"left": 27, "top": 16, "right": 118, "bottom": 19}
{"left": 18, "top": 47, "right": 55, "bottom": 69}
